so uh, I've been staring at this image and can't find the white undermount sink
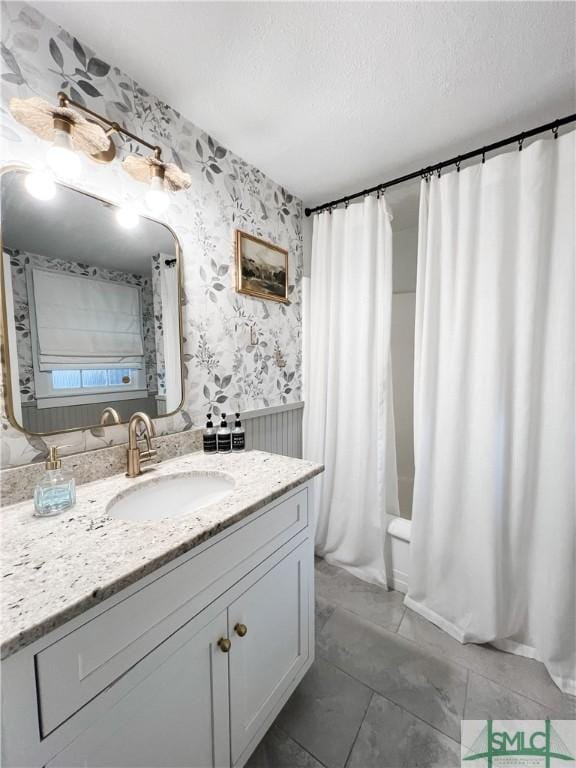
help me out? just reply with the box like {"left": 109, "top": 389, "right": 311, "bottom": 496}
{"left": 108, "top": 471, "right": 235, "bottom": 522}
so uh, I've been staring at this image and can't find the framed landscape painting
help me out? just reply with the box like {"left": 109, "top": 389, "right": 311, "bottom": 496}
{"left": 235, "top": 230, "right": 288, "bottom": 303}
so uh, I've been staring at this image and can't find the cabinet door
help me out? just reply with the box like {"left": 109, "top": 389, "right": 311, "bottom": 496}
{"left": 229, "top": 541, "right": 311, "bottom": 763}
{"left": 47, "top": 610, "right": 230, "bottom": 768}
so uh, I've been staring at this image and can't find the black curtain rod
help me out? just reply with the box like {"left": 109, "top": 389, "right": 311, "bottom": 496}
{"left": 304, "top": 113, "right": 576, "bottom": 217}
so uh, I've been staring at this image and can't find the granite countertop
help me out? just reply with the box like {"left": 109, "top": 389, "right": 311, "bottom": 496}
{"left": 0, "top": 450, "right": 323, "bottom": 660}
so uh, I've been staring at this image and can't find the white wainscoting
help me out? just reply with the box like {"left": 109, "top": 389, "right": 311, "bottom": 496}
{"left": 21, "top": 397, "right": 158, "bottom": 434}
{"left": 242, "top": 402, "right": 304, "bottom": 459}
{"left": 18, "top": 401, "right": 305, "bottom": 459}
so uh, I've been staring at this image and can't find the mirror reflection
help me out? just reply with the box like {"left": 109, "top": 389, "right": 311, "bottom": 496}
{"left": 1, "top": 169, "right": 183, "bottom": 435}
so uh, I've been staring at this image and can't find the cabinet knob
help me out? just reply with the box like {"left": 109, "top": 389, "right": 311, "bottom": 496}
{"left": 217, "top": 637, "right": 231, "bottom": 653}
{"left": 234, "top": 623, "right": 248, "bottom": 637}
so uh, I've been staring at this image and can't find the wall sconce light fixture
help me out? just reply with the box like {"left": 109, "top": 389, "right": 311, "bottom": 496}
{"left": 9, "top": 92, "right": 191, "bottom": 212}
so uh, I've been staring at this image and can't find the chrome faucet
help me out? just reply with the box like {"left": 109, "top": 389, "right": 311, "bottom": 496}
{"left": 126, "top": 412, "right": 157, "bottom": 477}
{"left": 100, "top": 406, "right": 120, "bottom": 425}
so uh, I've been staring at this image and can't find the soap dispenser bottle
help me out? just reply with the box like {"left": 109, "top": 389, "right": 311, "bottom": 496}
{"left": 217, "top": 413, "right": 232, "bottom": 453}
{"left": 34, "top": 447, "right": 76, "bottom": 517}
{"left": 232, "top": 413, "right": 245, "bottom": 452}
{"left": 203, "top": 413, "right": 217, "bottom": 454}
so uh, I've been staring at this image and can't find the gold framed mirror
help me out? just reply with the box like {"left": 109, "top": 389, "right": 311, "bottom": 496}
{"left": 0, "top": 166, "right": 185, "bottom": 436}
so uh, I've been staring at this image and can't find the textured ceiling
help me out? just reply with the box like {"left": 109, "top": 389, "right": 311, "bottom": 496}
{"left": 37, "top": 1, "right": 576, "bottom": 206}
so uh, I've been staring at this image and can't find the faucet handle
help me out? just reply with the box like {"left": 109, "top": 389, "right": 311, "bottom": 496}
{"left": 140, "top": 448, "right": 158, "bottom": 463}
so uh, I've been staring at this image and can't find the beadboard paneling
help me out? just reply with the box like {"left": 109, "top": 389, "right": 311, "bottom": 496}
{"left": 243, "top": 403, "right": 303, "bottom": 458}
{"left": 21, "top": 398, "right": 158, "bottom": 434}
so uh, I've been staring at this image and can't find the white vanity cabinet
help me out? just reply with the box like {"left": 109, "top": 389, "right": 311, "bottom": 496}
{"left": 46, "top": 610, "right": 231, "bottom": 768}
{"left": 228, "top": 542, "right": 309, "bottom": 765}
{"left": 1, "top": 483, "right": 315, "bottom": 768}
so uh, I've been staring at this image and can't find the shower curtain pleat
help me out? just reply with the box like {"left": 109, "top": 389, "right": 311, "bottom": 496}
{"left": 407, "top": 132, "right": 576, "bottom": 694}
{"left": 304, "top": 196, "right": 399, "bottom": 587}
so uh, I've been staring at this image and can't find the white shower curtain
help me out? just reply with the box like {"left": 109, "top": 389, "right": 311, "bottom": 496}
{"left": 406, "top": 132, "right": 575, "bottom": 694}
{"left": 304, "top": 196, "right": 399, "bottom": 587}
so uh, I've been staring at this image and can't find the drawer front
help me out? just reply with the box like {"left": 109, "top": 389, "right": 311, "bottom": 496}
{"left": 36, "top": 487, "right": 308, "bottom": 737}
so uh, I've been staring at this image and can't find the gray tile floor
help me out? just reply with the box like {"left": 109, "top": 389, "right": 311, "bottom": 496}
{"left": 246, "top": 557, "right": 576, "bottom": 768}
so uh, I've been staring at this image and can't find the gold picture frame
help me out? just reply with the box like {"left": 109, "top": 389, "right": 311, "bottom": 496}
{"left": 235, "top": 230, "right": 288, "bottom": 303}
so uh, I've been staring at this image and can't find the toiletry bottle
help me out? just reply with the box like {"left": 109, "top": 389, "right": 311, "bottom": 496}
{"left": 34, "top": 446, "right": 76, "bottom": 517}
{"left": 203, "top": 413, "right": 217, "bottom": 454}
{"left": 232, "top": 413, "right": 245, "bottom": 452}
{"left": 217, "top": 413, "right": 232, "bottom": 453}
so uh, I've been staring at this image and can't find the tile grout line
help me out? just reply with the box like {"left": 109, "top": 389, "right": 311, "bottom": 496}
{"left": 317, "top": 600, "right": 462, "bottom": 668}
{"left": 396, "top": 619, "right": 571, "bottom": 711}
{"left": 343, "top": 690, "right": 374, "bottom": 768}
{"left": 462, "top": 667, "right": 470, "bottom": 721}
{"left": 394, "top": 605, "right": 407, "bottom": 634}
{"left": 315, "top": 646, "right": 462, "bottom": 746}
{"left": 463, "top": 663, "right": 575, "bottom": 712}
{"left": 317, "top": 625, "right": 573, "bottom": 726}
{"left": 385, "top": 595, "right": 574, "bottom": 711}
{"left": 316, "top": 600, "right": 410, "bottom": 640}
{"left": 273, "top": 722, "right": 330, "bottom": 768}
{"left": 315, "top": 597, "right": 466, "bottom": 742}
{"left": 277, "top": 655, "right": 374, "bottom": 768}
{"left": 317, "top": 585, "right": 574, "bottom": 714}
{"left": 316, "top": 653, "right": 376, "bottom": 695}
{"left": 461, "top": 667, "right": 575, "bottom": 717}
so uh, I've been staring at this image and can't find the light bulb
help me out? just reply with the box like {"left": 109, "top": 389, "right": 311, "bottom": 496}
{"left": 145, "top": 175, "right": 170, "bottom": 214}
{"left": 25, "top": 169, "right": 56, "bottom": 201}
{"left": 116, "top": 205, "right": 140, "bottom": 230}
{"left": 46, "top": 128, "right": 82, "bottom": 180}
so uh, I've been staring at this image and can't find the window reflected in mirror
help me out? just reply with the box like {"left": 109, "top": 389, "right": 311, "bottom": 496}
{"left": 1, "top": 169, "right": 183, "bottom": 435}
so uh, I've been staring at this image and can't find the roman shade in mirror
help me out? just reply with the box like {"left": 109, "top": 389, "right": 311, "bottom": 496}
{"left": 0, "top": 167, "right": 185, "bottom": 435}
{"left": 32, "top": 269, "right": 145, "bottom": 370}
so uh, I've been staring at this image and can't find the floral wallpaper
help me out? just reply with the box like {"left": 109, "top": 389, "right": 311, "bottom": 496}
{"left": 151, "top": 253, "right": 167, "bottom": 397}
{"left": 5, "top": 248, "right": 159, "bottom": 402}
{"left": 0, "top": 1, "right": 303, "bottom": 468}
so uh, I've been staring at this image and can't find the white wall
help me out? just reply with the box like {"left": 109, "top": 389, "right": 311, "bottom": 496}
{"left": 391, "top": 225, "right": 417, "bottom": 519}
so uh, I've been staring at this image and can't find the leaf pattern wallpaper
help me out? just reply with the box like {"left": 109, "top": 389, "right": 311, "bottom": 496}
{"left": 0, "top": 1, "right": 303, "bottom": 468}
